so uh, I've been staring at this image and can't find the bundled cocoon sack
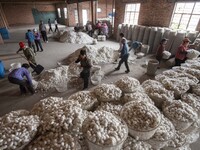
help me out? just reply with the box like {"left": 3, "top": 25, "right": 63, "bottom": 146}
{"left": 162, "top": 51, "right": 171, "bottom": 59}
{"left": 186, "top": 49, "right": 200, "bottom": 59}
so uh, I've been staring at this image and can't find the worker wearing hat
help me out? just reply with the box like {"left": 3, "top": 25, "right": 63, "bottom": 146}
{"left": 175, "top": 37, "right": 191, "bottom": 66}
{"left": 16, "top": 42, "right": 37, "bottom": 70}
{"left": 156, "top": 38, "right": 168, "bottom": 64}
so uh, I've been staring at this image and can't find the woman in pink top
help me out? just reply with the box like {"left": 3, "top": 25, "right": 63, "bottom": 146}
{"left": 175, "top": 37, "right": 191, "bottom": 66}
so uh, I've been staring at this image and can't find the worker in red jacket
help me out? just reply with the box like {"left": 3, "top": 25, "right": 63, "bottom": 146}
{"left": 175, "top": 37, "right": 191, "bottom": 66}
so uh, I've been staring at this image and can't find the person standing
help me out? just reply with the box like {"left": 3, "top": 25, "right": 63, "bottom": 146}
{"left": 175, "top": 37, "right": 190, "bottom": 66}
{"left": 156, "top": 38, "right": 168, "bottom": 63}
{"left": 115, "top": 33, "right": 130, "bottom": 73}
{"left": 54, "top": 18, "right": 59, "bottom": 32}
{"left": 8, "top": 63, "right": 35, "bottom": 95}
{"left": 33, "top": 29, "right": 43, "bottom": 52}
{"left": 39, "top": 20, "right": 48, "bottom": 43}
{"left": 25, "top": 29, "right": 36, "bottom": 53}
{"left": 48, "top": 18, "right": 53, "bottom": 33}
{"left": 75, "top": 49, "right": 92, "bottom": 90}
{"left": 16, "top": 42, "right": 37, "bottom": 70}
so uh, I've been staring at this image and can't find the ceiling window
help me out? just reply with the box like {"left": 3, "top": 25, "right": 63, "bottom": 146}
{"left": 170, "top": 2, "right": 200, "bottom": 31}
{"left": 57, "top": 8, "right": 61, "bottom": 18}
{"left": 64, "top": 7, "right": 68, "bottom": 19}
{"left": 124, "top": 3, "right": 140, "bottom": 25}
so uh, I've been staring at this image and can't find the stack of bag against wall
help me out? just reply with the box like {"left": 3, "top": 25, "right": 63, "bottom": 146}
{"left": 117, "top": 24, "right": 200, "bottom": 55}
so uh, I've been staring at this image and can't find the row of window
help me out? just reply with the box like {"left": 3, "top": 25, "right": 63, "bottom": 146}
{"left": 124, "top": 2, "right": 200, "bottom": 31}
{"left": 57, "top": 8, "right": 68, "bottom": 19}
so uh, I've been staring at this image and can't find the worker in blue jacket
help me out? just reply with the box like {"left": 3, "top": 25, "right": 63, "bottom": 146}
{"left": 25, "top": 29, "right": 36, "bottom": 53}
{"left": 115, "top": 33, "right": 130, "bottom": 73}
{"left": 8, "top": 63, "right": 35, "bottom": 95}
{"left": 0, "top": 60, "right": 5, "bottom": 78}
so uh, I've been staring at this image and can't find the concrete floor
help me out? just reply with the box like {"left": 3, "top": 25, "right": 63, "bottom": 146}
{"left": 0, "top": 25, "right": 199, "bottom": 149}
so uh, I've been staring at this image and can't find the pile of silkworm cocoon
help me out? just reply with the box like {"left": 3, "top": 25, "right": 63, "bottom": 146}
{"left": 173, "top": 66, "right": 200, "bottom": 80}
{"left": 68, "top": 91, "right": 98, "bottom": 110}
{"left": 82, "top": 110, "right": 128, "bottom": 146}
{"left": 115, "top": 76, "right": 140, "bottom": 93}
{"left": 122, "top": 136, "right": 153, "bottom": 150}
{"left": 93, "top": 83, "right": 122, "bottom": 102}
{"left": 166, "top": 131, "right": 187, "bottom": 148}
{"left": 96, "top": 102, "right": 122, "bottom": 116}
{"left": 28, "top": 131, "right": 78, "bottom": 150}
{"left": 122, "top": 91, "right": 154, "bottom": 104}
{"left": 0, "top": 110, "right": 40, "bottom": 150}
{"left": 120, "top": 101, "right": 161, "bottom": 131}
{"left": 142, "top": 80, "right": 174, "bottom": 102}
{"left": 1, "top": 57, "right": 200, "bottom": 150}
{"left": 150, "top": 115, "right": 175, "bottom": 141}
{"left": 181, "top": 93, "right": 200, "bottom": 114}
{"left": 192, "top": 84, "right": 200, "bottom": 96}
{"left": 163, "top": 100, "right": 198, "bottom": 123}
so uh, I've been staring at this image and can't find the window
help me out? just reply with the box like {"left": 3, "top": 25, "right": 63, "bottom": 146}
{"left": 170, "top": 2, "right": 200, "bottom": 31}
{"left": 74, "top": 9, "right": 78, "bottom": 24}
{"left": 57, "top": 8, "right": 61, "bottom": 18}
{"left": 124, "top": 3, "right": 140, "bottom": 25}
{"left": 64, "top": 7, "right": 68, "bottom": 19}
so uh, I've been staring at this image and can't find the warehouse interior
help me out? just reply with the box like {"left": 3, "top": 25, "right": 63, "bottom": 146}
{"left": 0, "top": 0, "right": 200, "bottom": 149}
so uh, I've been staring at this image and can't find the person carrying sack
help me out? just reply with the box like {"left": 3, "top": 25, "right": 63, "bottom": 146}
{"left": 75, "top": 49, "right": 92, "bottom": 90}
{"left": 16, "top": 42, "right": 37, "bottom": 70}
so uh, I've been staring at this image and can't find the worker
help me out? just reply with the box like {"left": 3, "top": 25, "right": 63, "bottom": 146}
{"left": 101, "top": 23, "right": 108, "bottom": 37}
{"left": 86, "top": 21, "right": 93, "bottom": 37}
{"left": 115, "top": 33, "right": 130, "bottom": 73}
{"left": 48, "top": 18, "right": 53, "bottom": 33}
{"left": 175, "top": 37, "right": 190, "bottom": 66}
{"left": 54, "top": 18, "right": 59, "bottom": 32}
{"left": 129, "top": 41, "right": 142, "bottom": 54}
{"left": 95, "top": 21, "right": 102, "bottom": 35}
{"left": 33, "top": 29, "right": 44, "bottom": 52}
{"left": 0, "top": 60, "right": 5, "bottom": 78}
{"left": 16, "top": 42, "right": 37, "bottom": 70}
{"left": 75, "top": 49, "right": 92, "bottom": 90}
{"left": 39, "top": 20, "right": 48, "bottom": 43}
{"left": 8, "top": 63, "right": 35, "bottom": 95}
{"left": 25, "top": 29, "right": 36, "bottom": 53}
{"left": 156, "top": 38, "right": 168, "bottom": 65}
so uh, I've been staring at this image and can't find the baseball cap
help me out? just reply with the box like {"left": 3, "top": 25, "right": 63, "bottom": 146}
{"left": 19, "top": 42, "right": 25, "bottom": 48}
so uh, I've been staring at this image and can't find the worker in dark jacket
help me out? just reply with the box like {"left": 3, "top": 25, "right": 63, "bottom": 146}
{"left": 75, "top": 49, "right": 92, "bottom": 90}
{"left": 16, "top": 42, "right": 37, "bottom": 70}
{"left": 115, "top": 33, "right": 130, "bottom": 73}
{"left": 8, "top": 63, "right": 35, "bottom": 95}
{"left": 156, "top": 38, "right": 168, "bottom": 63}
